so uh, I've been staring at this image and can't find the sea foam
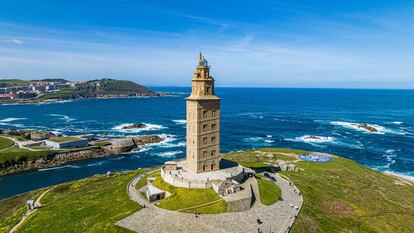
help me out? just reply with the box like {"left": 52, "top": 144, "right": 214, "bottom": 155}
{"left": 0, "top": 117, "right": 27, "bottom": 122}
{"left": 243, "top": 136, "right": 274, "bottom": 146}
{"left": 49, "top": 114, "right": 75, "bottom": 122}
{"left": 112, "top": 123, "right": 166, "bottom": 133}
{"left": 157, "top": 150, "right": 183, "bottom": 158}
{"left": 289, "top": 135, "right": 335, "bottom": 143}
{"left": 38, "top": 165, "right": 80, "bottom": 171}
{"left": 331, "top": 121, "right": 406, "bottom": 135}
{"left": 172, "top": 119, "right": 186, "bottom": 125}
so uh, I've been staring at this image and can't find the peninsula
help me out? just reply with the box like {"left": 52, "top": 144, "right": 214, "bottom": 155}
{"left": 0, "top": 128, "right": 164, "bottom": 175}
{"left": 0, "top": 78, "right": 161, "bottom": 104}
{"left": 1, "top": 148, "right": 413, "bottom": 233}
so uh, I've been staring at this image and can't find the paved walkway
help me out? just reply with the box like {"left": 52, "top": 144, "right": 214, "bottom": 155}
{"left": 117, "top": 172, "right": 303, "bottom": 233}
{"left": 9, "top": 188, "right": 52, "bottom": 233}
{"left": 0, "top": 135, "right": 16, "bottom": 152}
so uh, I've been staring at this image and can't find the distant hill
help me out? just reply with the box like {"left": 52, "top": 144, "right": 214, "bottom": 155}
{"left": 77, "top": 79, "right": 155, "bottom": 96}
{"left": 38, "top": 79, "right": 159, "bottom": 101}
{"left": 0, "top": 79, "right": 30, "bottom": 87}
{"left": 33, "top": 78, "right": 70, "bottom": 83}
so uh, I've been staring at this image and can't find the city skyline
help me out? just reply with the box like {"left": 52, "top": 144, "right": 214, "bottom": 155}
{"left": 1, "top": 0, "right": 414, "bottom": 89}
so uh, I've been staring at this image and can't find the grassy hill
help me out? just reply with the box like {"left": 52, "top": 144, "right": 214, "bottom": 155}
{"left": 0, "top": 148, "right": 413, "bottom": 233}
{"left": 37, "top": 79, "right": 158, "bottom": 101}
{"left": 0, "top": 79, "right": 30, "bottom": 87}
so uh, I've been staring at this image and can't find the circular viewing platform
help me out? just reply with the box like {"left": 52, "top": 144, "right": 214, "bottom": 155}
{"left": 161, "top": 159, "right": 247, "bottom": 189}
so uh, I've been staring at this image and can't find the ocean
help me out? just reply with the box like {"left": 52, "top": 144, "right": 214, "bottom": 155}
{"left": 0, "top": 87, "right": 413, "bottom": 199}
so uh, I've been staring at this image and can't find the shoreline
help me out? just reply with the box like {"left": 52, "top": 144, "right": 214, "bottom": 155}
{"left": 1, "top": 149, "right": 412, "bottom": 201}
{"left": 0, "top": 93, "right": 166, "bottom": 106}
{"left": 0, "top": 134, "right": 164, "bottom": 176}
{"left": 0, "top": 147, "right": 108, "bottom": 176}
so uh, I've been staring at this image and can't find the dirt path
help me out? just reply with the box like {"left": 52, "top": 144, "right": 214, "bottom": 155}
{"left": 9, "top": 188, "right": 52, "bottom": 233}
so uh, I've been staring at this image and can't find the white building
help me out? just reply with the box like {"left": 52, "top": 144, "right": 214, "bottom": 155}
{"left": 45, "top": 138, "right": 88, "bottom": 149}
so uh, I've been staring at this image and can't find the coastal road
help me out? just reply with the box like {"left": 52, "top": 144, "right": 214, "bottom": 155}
{"left": 117, "top": 171, "right": 303, "bottom": 233}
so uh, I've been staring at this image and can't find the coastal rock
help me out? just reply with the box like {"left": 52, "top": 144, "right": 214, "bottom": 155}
{"left": 109, "top": 138, "right": 136, "bottom": 153}
{"left": 354, "top": 123, "right": 378, "bottom": 132}
{"left": 30, "top": 131, "right": 56, "bottom": 141}
{"left": 122, "top": 123, "right": 147, "bottom": 129}
{"left": 0, "top": 134, "right": 164, "bottom": 176}
{"left": 304, "top": 136, "right": 322, "bottom": 140}
{"left": 132, "top": 135, "right": 162, "bottom": 145}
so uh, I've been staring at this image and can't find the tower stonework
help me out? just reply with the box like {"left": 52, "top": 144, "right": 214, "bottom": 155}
{"left": 186, "top": 53, "right": 221, "bottom": 173}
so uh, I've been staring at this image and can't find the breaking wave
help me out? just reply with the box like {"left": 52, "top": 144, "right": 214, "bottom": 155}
{"left": 331, "top": 121, "right": 406, "bottom": 135}
{"left": 288, "top": 135, "right": 335, "bottom": 144}
{"left": 38, "top": 165, "right": 80, "bottom": 171}
{"left": 237, "top": 112, "right": 264, "bottom": 119}
{"left": 243, "top": 136, "right": 274, "bottom": 146}
{"left": 112, "top": 123, "right": 166, "bottom": 133}
{"left": 172, "top": 119, "right": 186, "bottom": 125}
{"left": 0, "top": 117, "right": 26, "bottom": 122}
{"left": 141, "top": 134, "right": 185, "bottom": 149}
{"left": 157, "top": 150, "right": 183, "bottom": 158}
{"left": 49, "top": 114, "right": 75, "bottom": 122}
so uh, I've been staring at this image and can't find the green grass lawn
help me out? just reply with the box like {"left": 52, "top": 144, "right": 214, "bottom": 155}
{"left": 150, "top": 172, "right": 227, "bottom": 214}
{"left": 281, "top": 157, "right": 414, "bottom": 233}
{"left": 2, "top": 135, "right": 26, "bottom": 141}
{"left": 223, "top": 148, "right": 304, "bottom": 171}
{"left": 0, "top": 137, "right": 14, "bottom": 150}
{"left": 94, "top": 141, "right": 111, "bottom": 147}
{"left": 48, "top": 137, "right": 83, "bottom": 143}
{"left": 30, "top": 146, "right": 48, "bottom": 150}
{"left": 0, "top": 190, "right": 44, "bottom": 233}
{"left": 14, "top": 171, "right": 144, "bottom": 233}
{"left": 225, "top": 148, "right": 414, "bottom": 233}
{"left": 1, "top": 148, "right": 413, "bottom": 233}
{"left": 0, "top": 147, "right": 56, "bottom": 165}
{"left": 255, "top": 174, "right": 281, "bottom": 206}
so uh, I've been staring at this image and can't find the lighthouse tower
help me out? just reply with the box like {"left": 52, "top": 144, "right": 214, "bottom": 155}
{"left": 186, "top": 53, "right": 221, "bottom": 173}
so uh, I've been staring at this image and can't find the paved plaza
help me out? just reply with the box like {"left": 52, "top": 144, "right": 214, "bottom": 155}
{"left": 117, "top": 172, "right": 303, "bottom": 233}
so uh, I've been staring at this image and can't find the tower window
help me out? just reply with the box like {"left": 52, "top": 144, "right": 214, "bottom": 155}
{"left": 203, "top": 151, "right": 208, "bottom": 157}
{"left": 203, "top": 124, "right": 208, "bottom": 131}
{"left": 212, "top": 124, "right": 216, "bottom": 131}
{"left": 206, "top": 86, "right": 211, "bottom": 94}
{"left": 212, "top": 110, "right": 216, "bottom": 117}
{"left": 203, "top": 137, "right": 207, "bottom": 144}
{"left": 203, "top": 110, "right": 208, "bottom": 117}
{"left": 211, "top": 150, "right": 216, "bottom": 156}
{"left": 211, "top": 136, "right": 216, "bottom": 143}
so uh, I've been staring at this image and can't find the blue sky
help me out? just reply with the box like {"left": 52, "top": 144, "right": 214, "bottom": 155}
{"left": 0, "top": 0, "right": 414, "bottom": 88}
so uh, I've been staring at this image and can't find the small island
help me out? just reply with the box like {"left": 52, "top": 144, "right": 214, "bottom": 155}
{"left": 121, "top": 123, "right": 147, "bottom": 129}
{"left": 354, "top": 123, "right": 378, "bottom": 132}
{"left": 0, "top": 78, "right": 161, "bottom": 104}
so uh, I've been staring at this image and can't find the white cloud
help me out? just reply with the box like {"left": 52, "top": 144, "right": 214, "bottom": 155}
{"left": 4, "top": 38, "right": 23, "bottom": 45}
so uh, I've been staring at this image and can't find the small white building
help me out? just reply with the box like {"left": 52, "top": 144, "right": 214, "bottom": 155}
{"left": 45, "top": 137, "right": 88, "bottom": 149}
{"left": 146, "top": 185, "right": 166, "bottom": 202}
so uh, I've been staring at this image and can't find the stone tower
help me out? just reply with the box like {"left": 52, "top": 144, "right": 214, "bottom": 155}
{"left": 186, "top": 53, "right": 221, "bottom": 173}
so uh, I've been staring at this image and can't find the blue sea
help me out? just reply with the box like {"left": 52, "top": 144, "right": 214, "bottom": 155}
{"left": 1, "top": 87, "right": 413, "bottom": 199}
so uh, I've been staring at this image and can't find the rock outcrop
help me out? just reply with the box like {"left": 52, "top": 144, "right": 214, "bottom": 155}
{"left": 0, "top": 134, "right": 163, "bottom": 176}
{"left": 132, "top": 135, "right": 162, "bottom": 145}
{"left": 354, "top": 123, "right": 378, "bottom": 132}
{"left": 304, "top": 136, "right": 321, "bottom": 140}
{"left": 122, "top": 123, "right": 146, "bottom": 129}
